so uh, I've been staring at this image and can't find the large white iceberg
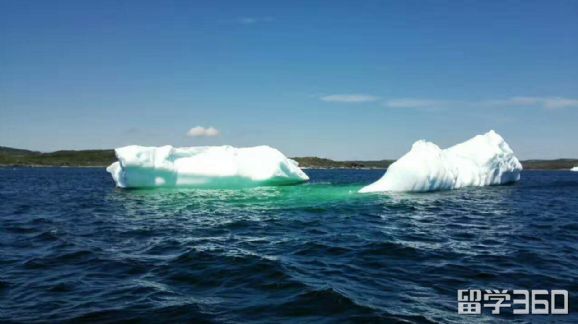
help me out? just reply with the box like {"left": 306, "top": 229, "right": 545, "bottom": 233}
{"left": 571, "top": 166, "right": 578, "bottom": 172}
{"left": 360, "top": 130, "right": 522, "bottom": 193}
{"left": 107, "top": 145, "right": 309, "bottom": 188}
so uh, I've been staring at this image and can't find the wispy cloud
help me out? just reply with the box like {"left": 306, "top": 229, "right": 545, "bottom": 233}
{"left": 228, "top": 17, "right": 275, "bottom": 25}
{"left": 383, "top": 99, "right": 452, "bottom": 109}
{"left": 383, "top": 96, "right": 578, "bottom": 110}
{"left": 321, "top": 93, "right": 578, "bottom": 110}
{"left": 187, "top": 126, "right": 220, "bottom": 137}
{"left": 482, "top": 97, "right": 578, "bottom": 109}
{"left": 320, "top": 94, "right": 380, "bottom": 103}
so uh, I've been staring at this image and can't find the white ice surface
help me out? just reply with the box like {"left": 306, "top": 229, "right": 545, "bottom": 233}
{"left": 360, "top": 130, "right": 522, "bottom": 193}
{"left": 107, "top": 145, "right": 309, "bottom": 188}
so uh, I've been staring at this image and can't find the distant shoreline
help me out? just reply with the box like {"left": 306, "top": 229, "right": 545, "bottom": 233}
{"left": 0, "top": 165, "right": 576, "bottom": 171}
{"left": 0, "top": 164, "right": 106, "bottom": 168}
{"left": 1, "top": 146, "right": 577, "bottom": 170}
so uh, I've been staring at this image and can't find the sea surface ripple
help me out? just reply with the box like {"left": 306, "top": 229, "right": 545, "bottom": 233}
{"left": 0, "top": 168, "right": 577, "bottom": 323}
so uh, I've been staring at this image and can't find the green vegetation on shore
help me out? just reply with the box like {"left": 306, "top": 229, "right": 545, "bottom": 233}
{"left": 0, "top": 146, "right": 576, "bottom": 170}
{"left": 0, "top": 146, "right": 115, "bottom": 167}
{"left": 290, "top": 157, "right": 393, "bottom": 169}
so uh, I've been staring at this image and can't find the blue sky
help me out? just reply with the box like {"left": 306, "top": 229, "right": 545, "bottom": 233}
{"left": 1, "top": 0, "right": 577, "bottom": 160}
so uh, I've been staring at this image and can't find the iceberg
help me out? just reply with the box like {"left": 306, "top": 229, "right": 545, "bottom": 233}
{"left": 360, "top": 130, "right": 522, "bottom": 193}
{"left": 106, "top": 145, "right": 309, "bottom": 188}
{"left": 571, "top": 166, "right": 578, "bottom": 172}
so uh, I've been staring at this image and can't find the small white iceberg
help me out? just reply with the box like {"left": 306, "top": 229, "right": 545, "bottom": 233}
{"left": 360, "top": 130, "right": 522, "bottom": 193}
{"left": 107, "top": 145, "right": 309, "bottom": 188}
{"left": 571, "top": 166, "right": 578, "bottom": 172}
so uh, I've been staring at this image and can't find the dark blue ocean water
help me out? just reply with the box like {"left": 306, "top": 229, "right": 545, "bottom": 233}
{"left": 0, "top": 168, "right": 577, "bottom": 323}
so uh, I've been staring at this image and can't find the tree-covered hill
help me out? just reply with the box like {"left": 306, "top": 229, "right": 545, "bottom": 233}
{"left": 0, "top": 146, "right": 115, "bottom": 167}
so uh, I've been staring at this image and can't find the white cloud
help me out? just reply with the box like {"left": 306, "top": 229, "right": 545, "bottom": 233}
{"left": 320, "top": 94, "right": 380, "bottom": 103}
{"left": 488, "top": 97, "right": 578, "bottom": 109}
{"left": 187, "top": 126, "right": 220, "bottom": 137}
{"left": 383, "top": 99, "right": 451, "bottom": 109}
{"left": 382, "top": 96, "right": 578, "bottom": 110}
{"left": 230, "top": 17, "right": 275, "bottom": 25}
{"left": 320, "top": 93, "right": 578, "bottom": 110}
{"left": 204, "top": 127, "right": 220, "bottom": 136}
